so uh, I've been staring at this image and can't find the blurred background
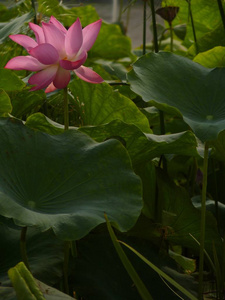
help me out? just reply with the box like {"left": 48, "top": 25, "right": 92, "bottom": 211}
{"left": 63, "top": 0, "right": 163, "bottom": 48}
{"left": 1, "top": 0, "right": 164, "bottom": 48}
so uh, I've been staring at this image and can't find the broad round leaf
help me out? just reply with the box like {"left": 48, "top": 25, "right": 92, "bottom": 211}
{"left": 128, "top": 52, "right": 225, "bottom": 142}
{"left": 79, "top": 120, "right": 199, "bottom": 167}
{"left": 0, "top": 118, "right": 142, "bottom": 240}
{"left": 69, "top": 79, "right": 151, "bottom": 133}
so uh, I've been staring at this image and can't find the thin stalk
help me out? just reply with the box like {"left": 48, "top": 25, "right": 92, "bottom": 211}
{"left": 217, "top": 0, "right": 225, "bottom": 30}
{"left": 149, "top": 0, "right": 159, "bottom": 53}
{"left": 187, "top": 0, "right": 198, "bottom": 53}
{"left": 169, "top": 23, "right": 173, "bottom": 52}
{"left": 211, "top": 159, "right": 219, "bottom": 225}
{"left": 63, "top": 86, "right": 69, "bottom": 131}
{"left": 198, "top": 142, "right": 209, "bottom": 299}
{"left": 125, "top": 4, "right": 131, "bottom": 34}
{"left": 20, "top": 227, "right": 30, "bottom": 270}
{"left": 118, "top": 0, "right": 124, "bottom": 23}
{"left": 143, "top": 0, "right": 147, "bottom": 55}
{"left": 149, "top": 0, "right": 166, "bottom": 169}
{"left": 63, "top": 241, "right": 70, "bottom": 294}
{"left": 70, "top": 241, "right": 78, "bottom": 258}
{"left": 31, "top": 0, "right": 37, "bottom": 24}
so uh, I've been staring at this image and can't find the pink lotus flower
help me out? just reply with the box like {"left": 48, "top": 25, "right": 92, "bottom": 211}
{"left": 5, "top": 16, "right": 103, "bottom": 93}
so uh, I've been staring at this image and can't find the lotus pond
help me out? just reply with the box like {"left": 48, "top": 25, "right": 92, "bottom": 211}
{"left": 0, "top": 0, "right": 225, "bottom": 299}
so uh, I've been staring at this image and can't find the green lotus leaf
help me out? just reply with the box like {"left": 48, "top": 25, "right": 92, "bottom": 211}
{"left": 26, "top": 113, "right": 64, "bottom": 135}
{"left": 0, "top": 118, "right": 142, "bottom": 240}
{"left": 188, "top": 24, "right": 225, "bottom": 58}
{"left": 169, "top": 0, "right": 222, "bottom": 48}
{"left": 0, "top": 69, "right": 25, "bottom": 92}
{"left": 10, "top": 89, "right": 46, "bottom": 119}
{"left": 69, "top": 79, "right": 151, "bottom": 133}
{"left": 0, "top": 220, "right": 64, "bottom": 292}
{"left": 80, "top": 120, "right": 199, "bottom": 167}
{"left": 193, "top": 46, "right": 225, "bottom": 68}
{"left": 89, "top": 22, "right": 132, "bottom": 60}
{"left": 128, "top": 52, "right": 225, "bottom": 142}
{"left": 37, "top": 0, "right": 99, "bottom": 27}
{"left": 0, "top": 89, "right": 12, "bottom": 116}
{"left": 157, "top": 170, "right": 222, "bottom": 258}
{"left": 0, "top": 11, "right": 34, "bottom": 43}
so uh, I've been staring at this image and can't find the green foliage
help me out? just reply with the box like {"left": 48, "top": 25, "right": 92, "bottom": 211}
{"left": 128, "top": 52, "right": 225, "bottom": 142}
{"left": 1, "top": 0, "right": 225, "bottom": 299}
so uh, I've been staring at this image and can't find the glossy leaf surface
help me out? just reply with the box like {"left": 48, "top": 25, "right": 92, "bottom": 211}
{"left": 128, "top": 52, "right": 225, "bottom": 142}
{"left": 0, "top": 118, "right": 142, "bottom": 240}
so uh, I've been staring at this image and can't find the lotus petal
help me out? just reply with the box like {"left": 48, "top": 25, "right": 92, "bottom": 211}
{"left": 65, "top": 18, "right": 83, "bottom": 58}
{"left": 5, "top": 56, "right": 45, "bottom": 71}
{"left": 74, "top": 66, "right": 103, "bottom": 83}
{"left": 53, "top": 67, "right": 70, "bottom": 89}
{"left": 9, "top": 34, "right": 37, "bottom": 51}
{"left": 28, "top": 65, "right": 58, "bottom": 91}
{"left": 29, "top": 43, "right": 59, "bottom": 65}
{"left": 59, "top": 52, "right": 87, "bottom": 70}
{"left": 45, "top": 82, "right": 57, "bottom": 93}
{"left": 49, "top": 16, "right": 67, "bottom": 34}
{"left": 82, "top": 19, "right": 102, "bottom": 52}
{"left": 29, "top": 23, "right": 45, "bottom": 44}
{"left": 42, "top": 22, "right": 66, "bottom": 59}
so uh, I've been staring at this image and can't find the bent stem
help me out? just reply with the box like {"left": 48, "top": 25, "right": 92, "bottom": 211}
{"left": 198, "top": 142, "right": 209, "bottom": 299}
{"left": 64, "top": 86, "right": 69, "bottom": 131}
{"left": 20, "top": 227, "right": 30, "bottom": 270}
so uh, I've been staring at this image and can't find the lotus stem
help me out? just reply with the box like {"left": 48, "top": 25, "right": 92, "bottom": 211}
{"left": 143, "top": 0, "right": 147, "bottom": 55}
{"left": 31, "top": 0, "right": 37, "bottom": 24}
{"left": 64, "top": 86, "right": 69, "bottom": 131}
{"left": 149, "top": 0, "right": 159, "bottom": 53}
{"left": 63, "top": 241, "right": 70, "bottom": 294}
{"left": 198, "top": 142, "right": 209, "bottom": 299}
{"left": 119, "top": 0, "right": 124, "bottom": 23}
{"left": 20, "top": 227, "right": 30, "bottom": 270}
{"left": 149, "top": 0, "right": 166, "bottom": 170}
{"left": 211, "top": 159, "right": 219, "bottom": 225}
{"left": 187, "top": 0, "right": 198, "bottom": 53}
{"left": 217, "top": 0, "right": 225, "bottom": 30}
